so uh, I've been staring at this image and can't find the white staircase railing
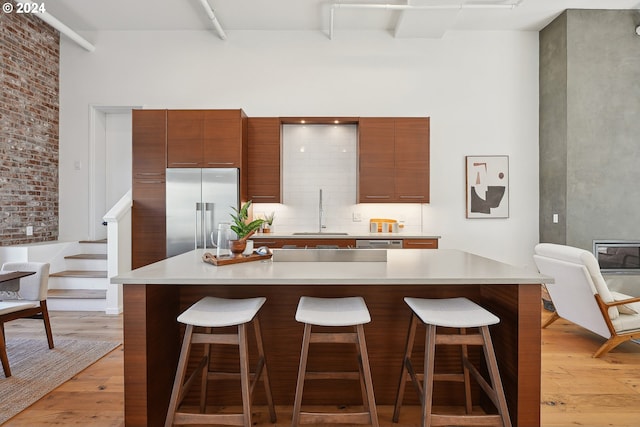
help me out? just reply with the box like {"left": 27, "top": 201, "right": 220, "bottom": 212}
{"left": 102, "top": 189, "right": 132, "bottom": 314}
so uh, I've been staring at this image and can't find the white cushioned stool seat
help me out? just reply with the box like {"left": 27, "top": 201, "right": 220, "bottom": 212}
{"left": 177, "top": 296, "right": 266, "bottom": 327}
{"left": 405, "top": 296, "right": 499, "bottom": 328}
{"left": 295, "top": 296, "right": 371, "bottom": 326}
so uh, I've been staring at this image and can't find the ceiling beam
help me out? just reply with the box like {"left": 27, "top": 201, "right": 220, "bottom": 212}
{"left": 197, "top": 0, "right": 227, "bottom": 40}
{"left": 329, "top": 1, "right": 524, "bottom": 40}
{"left": 15, "top": 0, "right": 95, "bottom": 52}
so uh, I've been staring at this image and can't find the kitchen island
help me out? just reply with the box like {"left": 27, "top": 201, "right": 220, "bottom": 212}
{"left": 112, "top": 248, "right": 550, "bottom": 427}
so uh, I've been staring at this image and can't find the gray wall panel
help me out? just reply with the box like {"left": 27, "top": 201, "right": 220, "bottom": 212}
{"left": 540, "top": 10, "right": 640, "bottom": 251}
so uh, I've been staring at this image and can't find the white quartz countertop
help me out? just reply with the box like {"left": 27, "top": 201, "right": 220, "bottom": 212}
{"left": 251, "top": 233, "right": 440, "bottom": 239}
{"left": 112, "top": 248, "right": 551, "bottom": 286}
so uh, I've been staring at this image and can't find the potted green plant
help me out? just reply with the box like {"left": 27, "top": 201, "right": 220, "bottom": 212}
{"left": 229, "top": 200, "right": 264, "bottom": 254}
{"left": 262, "top": 211, "right": 275, "bottom": 233}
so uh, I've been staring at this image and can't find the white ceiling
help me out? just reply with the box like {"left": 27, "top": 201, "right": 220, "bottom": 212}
{"left": 40, "top": 0, "right": 640, "bottom": 38}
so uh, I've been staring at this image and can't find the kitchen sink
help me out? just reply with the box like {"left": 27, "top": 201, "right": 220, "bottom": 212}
{"left": 272, "top": 248, "right": 387, "bottom": 262}
{"left": 292, "top": 232, "right": 349, "bottom": 235}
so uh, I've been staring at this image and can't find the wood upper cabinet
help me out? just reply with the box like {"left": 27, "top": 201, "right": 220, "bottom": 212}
{"left": 358, "top": 118, "right": 395, "bottom": 202}
{"left": 167, "top": 109, "right": 245, "bottom": 168}
{"left": 132, "top": 109, "right": 166, "bottom": 172}
{"left": 247, "top": 118, "right": 281, "bottom": 202}
{"left": 358, "top": 117, "right": 430, "bottom": 203}
{"left": 395, "top": 118, "right": 430, "bottom": 202}
{"left": 167, "top": 110, "right": 203, "bottom": 167}
{"left": 132, "top": 109, "right": 167, "bottom": 269}
{"left": 203, "top": 110, "right": 244, "bottom": 168}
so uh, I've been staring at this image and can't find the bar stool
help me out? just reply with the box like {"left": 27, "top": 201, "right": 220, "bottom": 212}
{"left": 291, "top": 296, "right": 379, "bottom": 427}
{"left": 393, "top": 297, "right": 511, "bottom": 427}
{"left": 164, "top": 296, "right": 277, "bottom": 427}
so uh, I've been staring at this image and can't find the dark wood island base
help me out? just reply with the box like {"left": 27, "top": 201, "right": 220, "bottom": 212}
{"left": 123, "top": 282, "right": 541, "bottom": 427}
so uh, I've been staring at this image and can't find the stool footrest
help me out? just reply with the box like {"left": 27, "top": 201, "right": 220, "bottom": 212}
{"left": 434, "top": 372, "right": 466, "bottom": 382}
{"left": 305, "top": 371, "right": 361, "bottom": 380}
{"left": 192, "top": 332, "right": 239, "bottom": 345}
{"left": 299, "top": 411, "right": 373, "bottom": 425}
{"left": 174, "top": 411, "right": 245, "bottom": 426}
{"left": 310, "top": 332, "right": 358, "bottom": 344}
{"left": 430, "top": 413, "right": 504, "bottom": 426}
{"left": 435, "top": 333, "right": 484, "bottom": 345}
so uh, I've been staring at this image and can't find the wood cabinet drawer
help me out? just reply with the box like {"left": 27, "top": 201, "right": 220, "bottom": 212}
{"left": 402, "top": 239, "right": 438, "bottom": 249}
{"left": 251, "top": 238, "right": 356, "bottom": 248}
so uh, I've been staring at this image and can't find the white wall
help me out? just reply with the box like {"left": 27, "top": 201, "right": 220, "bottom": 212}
{"left": 59, "top": 29, "right": 539, "bottom": 267}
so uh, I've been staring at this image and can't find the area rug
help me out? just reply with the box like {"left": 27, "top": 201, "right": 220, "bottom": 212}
{"left": 0, "top": 338, "right": 120, "bottom": 424}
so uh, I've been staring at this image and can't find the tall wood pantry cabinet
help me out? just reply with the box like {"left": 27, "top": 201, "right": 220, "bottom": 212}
{"left": 131, "top": 109, "right": 167, "bottom": 269}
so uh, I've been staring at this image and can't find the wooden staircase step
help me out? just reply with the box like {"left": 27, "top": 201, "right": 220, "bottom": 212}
{"left": 50, "top": 270, "right": 108, "bottom": 278}
{"left": 64, "top": 254, "right": 108, "bottom": 260}
{"left": 48, "top": 289, "right": 106, "bottom": 299}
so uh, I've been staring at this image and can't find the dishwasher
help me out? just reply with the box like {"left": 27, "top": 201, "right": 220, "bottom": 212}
{"left": 355, "top": 239, "right": 403, "bottom": 249}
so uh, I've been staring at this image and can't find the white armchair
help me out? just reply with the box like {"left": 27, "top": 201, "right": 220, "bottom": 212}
{"left": 534, "top": 243, "right": 640, "bottom": 358}
{"left": 0, "top": 262, "right": 54, "bottom": 377}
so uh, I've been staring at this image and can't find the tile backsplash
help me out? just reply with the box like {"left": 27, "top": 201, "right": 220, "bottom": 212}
{"left": 254, "top": 124, "right": 425, "bottom": 235}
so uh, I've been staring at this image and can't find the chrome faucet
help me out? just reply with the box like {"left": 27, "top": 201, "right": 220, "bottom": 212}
{"left": 319, "top": 188, "right": 326, "bottom": 232}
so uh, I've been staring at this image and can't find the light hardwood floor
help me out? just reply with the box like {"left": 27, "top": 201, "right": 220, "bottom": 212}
{"left": 2, "top": 308, "right": 640, "bottom": 426}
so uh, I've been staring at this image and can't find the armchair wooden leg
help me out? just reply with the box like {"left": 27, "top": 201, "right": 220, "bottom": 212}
{"left": 593, "top": 335, "right": 631, "bottom": 358}
{"left": 1, "top": 324, "right": 11, "bottom": 377}
{"left": 40, "top": 300, "right": 54, "bottom": 349}
{"left": 542, "top": 311, "right": 560, "bottom": 329}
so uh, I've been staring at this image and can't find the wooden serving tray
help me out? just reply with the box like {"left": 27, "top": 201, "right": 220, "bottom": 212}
{"left": 202, "top": 251, "right": 272, "bottom": 266}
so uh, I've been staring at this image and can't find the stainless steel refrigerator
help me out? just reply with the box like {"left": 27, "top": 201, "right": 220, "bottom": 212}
{"left": 166, "top": 168, "right": 239, "bottom": 257}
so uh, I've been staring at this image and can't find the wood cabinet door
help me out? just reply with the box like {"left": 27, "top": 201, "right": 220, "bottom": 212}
{"left": 358, "top": 118, "right": 395, "bottom": 203}
{"left": 132, "top": 110, "right": 167, "bottom": 268}
{"left": 395, "top": 118, "right": 430, "bottom": 202}
{"left": 167, "top": 110, "right": 204, "bottom": 167}
{"left": 203, "top": 110, "right": 243, "bottom": 167}
{"left": 132, "top": 179, "right": 166, "bottom": 269}
{"left": 247, "top": 118, "right": 281, "bottom": 202}
{"left": 132, "top": 110, "right": 166, "bottom": 172}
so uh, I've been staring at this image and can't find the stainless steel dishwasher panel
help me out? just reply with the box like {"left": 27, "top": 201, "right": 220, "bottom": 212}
{"left": 355, "top": 239, "right": 403, "bottom": 249}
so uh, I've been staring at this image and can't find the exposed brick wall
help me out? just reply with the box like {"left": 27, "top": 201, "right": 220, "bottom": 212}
{"left": 0, "top": 10, "right": 59, "bottom": 245}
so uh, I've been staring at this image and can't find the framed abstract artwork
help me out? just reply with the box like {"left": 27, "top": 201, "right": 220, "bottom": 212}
{"left": 465, "top": 155, "right": 509, "bottom": 218}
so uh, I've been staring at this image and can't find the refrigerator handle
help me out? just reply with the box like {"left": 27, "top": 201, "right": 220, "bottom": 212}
{"left": 204, "top": 203, "right": 215, "bottom": 250}
{"left": 195, "top": 202, "right": 203, "bottom": 249}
